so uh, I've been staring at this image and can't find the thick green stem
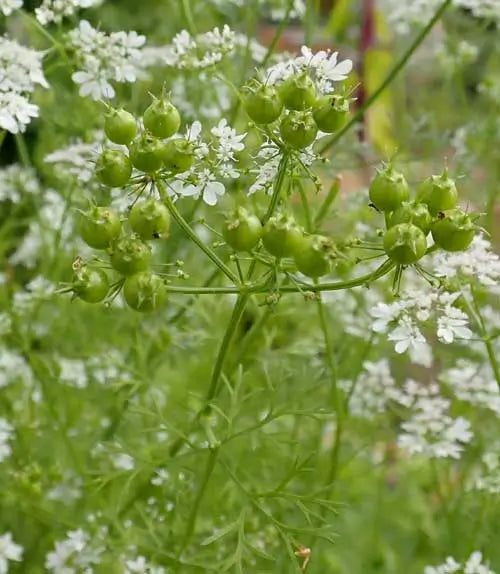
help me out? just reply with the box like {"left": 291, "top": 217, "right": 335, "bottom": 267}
{"left": 318, "top": 0, "right": 453, "bottom": 154}
{"left": 316, "top": 296, "right": 343, "bottom": 488}
{"left": 157, "top": 181, "right": 239, "bottom": 284}
{"left": 161, "top": 259, "right": 396, "bottom": 295}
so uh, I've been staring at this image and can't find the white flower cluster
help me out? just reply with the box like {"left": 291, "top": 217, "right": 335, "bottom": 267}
{"left": 45, "top": 137, "right": 101, "bottom": 186}
{"left": 383, "top": 0, "right": 500, "bottom": 34}
{"left": 0, "top": 36, "right": 48, "bottom": 133}
{"left": 0, "top": 418, "right": 14, "bottom": 463}
{"left": 468, "top": 445, "right": 500, "bottom": 494}
{"left": 152, "top": 25, "right": 236, "bottom": 71}
{"left": 249, "top": 141, "right": 318, "bottom": 195}
{"left": 0, "top": 347, "right": 33, "bottom": 389}
{"left": 67, "top": 20, "right": 146, "bottom": 100}
{"left": 57, "top": 352, "right": 132, "bottom": 389}
{"left": 35, "top": 0, "right": 103, "bottom": 24}
{"left": 431, "top": 235, "right": 500, "bottom": 291}
{"left": 0, "top": 0, "right": 22, "bottom": 16}
{"left": 12, "top": 276, "right": 56, "bottom": 315}
{"left": 169, "top": 73, "right": 233, "bottom": 121}
{"left": 458, "top": 0, "right": 500, "bottom": 22}
{"left": 209, "top": 0, "right": 306, "bottom": 20}
{"left": 0, "top": 532, "right": 23, "bottom": 572}
{"left": 123, "top": 555, "right": 166, "bottom": 574}
{"left": 397, "top": 380, "right": 473, "bottom": 459}
{"left": 0, "top": 164, "right": 40, "bottom": 203}
{"left": 45, "top": 529, "right": 104, "bottom": 572}
{"left": 424, "top": 551, "right": 496, "bottom": 574}
{"left": 371, "top": 288, "right": 473, "bottom": 367}
{"left": 9, "top": 189, "right": 74, "bottom": 269}
{"left": 340, "top": 359, "right": 400, "bottom": 419}
{"left": 167, "top": 119, "right": 246, "bottom": 206}
{"left": 266, "top": 46, "right": 353, "bottom": 95}
{"left": 441, "top": 360, "right": 500, "bottom": 416}
{"left": 436, "top": 40, "right": 479, "bottom": 77}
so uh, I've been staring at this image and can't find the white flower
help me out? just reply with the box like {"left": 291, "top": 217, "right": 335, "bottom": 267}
{"left": 0, "top": 164, "right": 40, "bottom": 203}
{"left": 340, "top": 360, "right": 400, "bottom": 419}
{"left": 370, "top": 301, "right": 403, "bottom": 333}
{"left": 58, "top": 358, "right": 88, "bottom": 389}
{"left": 266, "top": 45, "right": 352, "bottom": 94}
{"left": 180, "top": 169, "right": 225, "bottom": 206}
{"left": 151, "top": 468, "right": 170, "bottom": 486}
{"left": 67, "top": 20, "right": 146, "bottom": 100}
{"left": 0, "top": 0, "right": 22, "bottom": 16}
{"left": 45, "top": 529, "right": 102, "bottom": 573}
{"left": 152, "top": 25, "right": 236, "bottom": 71}
{"left": 468, "top": 444, "right": 500, "bottom": 494}
{"left": 0, "top": 347, "right": 32, "bottom": 388}
{"left": 0, "top": 418, "right": 13, "bottom": 463}
{"left": 112, "top": 453, "right": 135, "bottom": 471}
{"left": 0, "top": 532, "right": 23, "bottom": 574}
{"left": 0, "top": 36, "right": 48, "bottom": 133}
{"left": 35, "top": 0, "right": 103, "bottom": 25}
{"left": 396, "top": 380, "right": 473, "bottom": 459}
{"left": 211, "top": 118, "right": 246, "bottom": 161}
{"left": 425, "top": 551, "right": 495, "bottom": 574}
{"left": 437, "top": 307, "right": 473, "bottom": 343}
{"left": 424, "top": 556, "right": 461, "bottom": 573}
{"left": 125, "top": 556, "right": 149, "bottom": 573}
{"left": 431, "top": 235, "right": 500, "bottom": 290}
{"left": 387, "top": 316, "right": 426, "bottom": 354}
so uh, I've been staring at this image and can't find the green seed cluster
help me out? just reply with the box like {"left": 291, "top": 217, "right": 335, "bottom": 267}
{"left": 72, "top": 95, "right": 196, "bottom": 311}
{"left": 222, "top": 208, "right": 337, "bottom": 278}
{"left": 95, "top": 97, "right": 194, "bottom": 189}
{"left": 74, "top": 199, "right": 170, "bottom": 311}
{"left": 242, "top": 73, "right": 351, "bottom": 150}
{"left": 368, "top": 165, "right": 477, "bottom": 265}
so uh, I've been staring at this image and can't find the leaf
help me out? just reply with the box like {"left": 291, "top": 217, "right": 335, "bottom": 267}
{"left": 200, "top": 517, "right": 240, "bottom": 546}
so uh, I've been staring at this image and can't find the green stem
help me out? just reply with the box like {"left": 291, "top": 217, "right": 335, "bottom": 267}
{"left": 463, "top": 287, "right": 500, "bottom": 390}
{"left": 318, "top": 0, "right": 453, "bottom": 154}
{"left": 316, "top": 296, "right": 343, "bottom": 488}
{"left": 157, "top": 180, "right": 239, "bottom": 284}
{"left": 0, "top": 130, "right": 6, "bottom": 152}
{"left": 14, "top": 133, "right": 31, "bottom": 167}
{"left": 262, "top": 1, "right": 294, "bottom": 68}
{"left": 297, "top": 180, "right": 313, "bottom": 232}
{"left": 180, "top": 0, "right": 198, "bottom": 35}
{"left": 168, "top": 293, "right": 249, "bottom": 458}
{"left": 314, "top": 176, "right": 342, "bottom": 229}
{"left": 179, "top": 448, "right": 219, "bottom": 554}
{"left": 161, "top": 258, "right": 396, "bottom": 295}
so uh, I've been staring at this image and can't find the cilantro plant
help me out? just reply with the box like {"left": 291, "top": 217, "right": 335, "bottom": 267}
{"left": 1, "top": 0, "right": 500, "bottom": 573}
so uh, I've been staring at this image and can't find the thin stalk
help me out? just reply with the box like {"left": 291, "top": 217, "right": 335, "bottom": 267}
{"left": 262, "top": 1, "right": 294, "bottom": 68}
{"left": 14, "top": 134, "right": 31, "bottom": 167}
{"left": 157, "top": 181, "right": 239, "bottom": 284}
{"left": 318, "top": 0, "right": 453, "bottom": 154}
{"left": 314, "top": 176, "right": 342, "bottom": 229}
{"left": 463, "top": 287, "right": 500, "bottom": 390}
{"left": 180, "top": 0, "right": 197, "bottom": 35}
{"left": 178, "top": 448, "right": 219, "bottom": 554}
